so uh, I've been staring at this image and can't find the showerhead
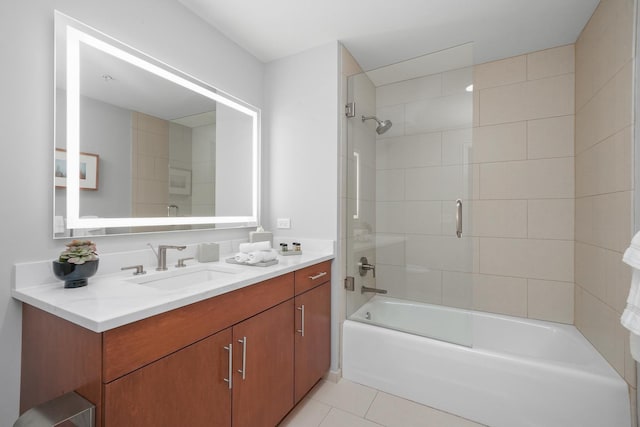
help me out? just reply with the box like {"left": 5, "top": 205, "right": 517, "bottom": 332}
{"left": 376, "top": 119, "right": 393, "bottom": 135}
{"left": 362, "top": 115, "right": 393, "bottom": 135}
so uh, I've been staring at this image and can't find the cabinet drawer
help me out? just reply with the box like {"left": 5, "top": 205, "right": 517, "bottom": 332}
{"left": 103, "top": 273, "right": 294, "bottom": 382}
{"left": 294, "top": 261, "right": 331, "bottom": 295}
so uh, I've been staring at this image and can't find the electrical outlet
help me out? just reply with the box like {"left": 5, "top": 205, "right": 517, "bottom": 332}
{"left": 277, "top": 218, "right": 291, "bottom": 229}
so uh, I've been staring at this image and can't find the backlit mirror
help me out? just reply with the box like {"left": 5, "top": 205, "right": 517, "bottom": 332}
{"left": 53, "top": 12, "right": 260, "bottom": 237}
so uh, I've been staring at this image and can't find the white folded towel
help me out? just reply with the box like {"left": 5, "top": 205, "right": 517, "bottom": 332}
{"left": 234, "top": 252, "right": 250, "bottom": 263}
{"left": 621, "top": 231, "right": 640, "bottom": 335}
{"left": 624, "top": 233, "right": 640, "bottom": 270}
{"left": 246, "top": 249, "right": 277, "bottom": 265}
{"left": 238, "top": 241, "right": 272, "bottom": 253}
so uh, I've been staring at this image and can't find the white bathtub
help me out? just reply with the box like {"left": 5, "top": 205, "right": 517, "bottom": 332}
{"left": 343, "top": 296, "right": 631, "bottom": 427}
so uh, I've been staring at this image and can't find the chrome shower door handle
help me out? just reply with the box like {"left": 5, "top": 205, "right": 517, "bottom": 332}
{"left": 456, "top": 199, "right": 462, "bottom": 238}
{"left": 223, "top": 343, "right": 233, "bottom": 389}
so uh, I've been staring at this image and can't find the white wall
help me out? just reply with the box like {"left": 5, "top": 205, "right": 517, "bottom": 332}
{"left": 264, "top": 43, "right": 339, "bottom": 238}
{"left": 264, "top": 42, "right": 340, "bottom": 368}
{"left": 0, "top": 1, "right": 263, "bottom": 424}
{"left": 216, "top": 104, "right": 253, "bottom": 216}
{"left": 55, "top": 93, "right": 133, "bottom": 220}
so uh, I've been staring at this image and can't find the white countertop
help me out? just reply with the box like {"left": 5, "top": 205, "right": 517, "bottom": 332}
{"left": 12, "top": 245, "right": 334, "bottom": 333}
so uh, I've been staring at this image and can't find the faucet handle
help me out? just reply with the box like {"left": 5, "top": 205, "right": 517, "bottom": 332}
{"left": 176, "top": 257, "right": 195, "bottom": 268}
{"left": 358, "top": 256, "right": 376, "bottom": 277}
{"left": 122, "top": 265, "right": 146, "bottom": 275}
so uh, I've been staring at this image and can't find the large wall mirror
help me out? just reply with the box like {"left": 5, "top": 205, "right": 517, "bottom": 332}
{"left": 53, "top": 11, "right": 260, "bottom": 238}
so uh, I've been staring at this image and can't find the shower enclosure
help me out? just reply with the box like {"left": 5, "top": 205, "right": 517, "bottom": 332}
{"left": 345, "top": 44, "right": 475, "bottom": 346}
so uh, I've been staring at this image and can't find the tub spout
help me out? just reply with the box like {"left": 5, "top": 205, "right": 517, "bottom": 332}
{"left": 361, "top": 286, "right": 387, "bottom": 295}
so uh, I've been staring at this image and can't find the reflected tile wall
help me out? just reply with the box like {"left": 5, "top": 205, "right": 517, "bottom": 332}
{"left": 132, "top": 112, "right": 169, "bottom": 219}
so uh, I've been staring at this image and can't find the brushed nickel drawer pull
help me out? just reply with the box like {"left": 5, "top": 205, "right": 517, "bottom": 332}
{"left": 297, "top": 305, "right": 305, "bottom": 337}
{"left": 223, "top": 344, "right": 232, "bottom": 389}
{"left": 308, "top": 271, "right": 328, "bottom": 281}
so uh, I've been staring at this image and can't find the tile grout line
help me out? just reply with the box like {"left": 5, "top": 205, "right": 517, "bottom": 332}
{"left": 315, "top": 403, "right": 332, "bottom": 427}
{"left": 363, "top": 390, "right": 379, "bottom": 422}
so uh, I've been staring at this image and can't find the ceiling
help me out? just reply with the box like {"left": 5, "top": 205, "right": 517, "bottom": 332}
{"left": 178, "top": 0, "right": 599, "bottom": 71}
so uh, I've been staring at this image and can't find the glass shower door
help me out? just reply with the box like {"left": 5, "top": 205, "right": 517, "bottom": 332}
{"left": 345, "top": 44, "right": 475, "bottom": 347}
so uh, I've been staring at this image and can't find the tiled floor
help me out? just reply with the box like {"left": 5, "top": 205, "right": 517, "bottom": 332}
{"left": 280, "top": 378, "right": 485, "bottom": 427}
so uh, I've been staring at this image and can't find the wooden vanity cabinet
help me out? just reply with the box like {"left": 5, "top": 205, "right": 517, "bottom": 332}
{"left": 293, "top": 261, "right": 332, "bottom": 403}
{"left": 104, "top": 300, "right": 296, "bottom": 427}
{"left": 20, "top": 260, "right": 332, "bottom": 427}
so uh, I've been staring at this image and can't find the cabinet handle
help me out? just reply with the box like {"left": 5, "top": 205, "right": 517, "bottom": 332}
{"left": 308, "top": 271, "right": 327, "bottom": 281}
{"left": 237, "top": 337, "right": 247, "bottom": 380}
{"left": 223, "top": 344, "right": 232, "bottom": 389}
{"left": 297, "top": 305, "right": 305, "bottom": 337}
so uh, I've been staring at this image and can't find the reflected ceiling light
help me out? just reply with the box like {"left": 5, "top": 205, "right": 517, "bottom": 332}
{"left": 465, "top": 84, "right": 473, "bottom": 92}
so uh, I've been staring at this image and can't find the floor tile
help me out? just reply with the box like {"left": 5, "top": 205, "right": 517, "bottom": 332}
{"left": 280, "top": 397, "right": 331, "bottom": 427}
{"left": 308, "top": 379, "right": 378, "bottom": 417}
{"left": 365, "top": 392, "right": 485, "bottom": 427}
{"left": 319, "top": 408, "right": 384, "bottom": 427}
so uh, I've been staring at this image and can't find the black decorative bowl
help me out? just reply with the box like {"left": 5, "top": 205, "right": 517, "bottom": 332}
{"left": 52, "top": 260, "right": 99, "bottom": 288}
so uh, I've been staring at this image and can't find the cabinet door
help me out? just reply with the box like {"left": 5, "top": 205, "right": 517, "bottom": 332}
{"left": 232, "top": 299, "right": 294, "bottom": 427}
{"left": 294, "top": 281, "right": 331, "bottom": 403}
{"left": 104, "top": 328, "right": 233, "bottom": 427}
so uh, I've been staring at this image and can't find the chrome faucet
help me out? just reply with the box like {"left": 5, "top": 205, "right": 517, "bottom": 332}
{"left": 155, "top": 245, "right": 186, "bottom": 271}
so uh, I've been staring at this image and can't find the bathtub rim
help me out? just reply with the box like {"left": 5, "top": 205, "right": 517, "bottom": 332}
{"left": 347, "top": 295, "right": 625, "bottom": 380}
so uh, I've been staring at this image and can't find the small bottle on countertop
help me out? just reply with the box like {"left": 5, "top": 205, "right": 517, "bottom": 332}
{"left": 280, "top": 243, "right": 289, "bottom": 252}
{"left": 292, "top": 242, "right": 301, "bottom": 252}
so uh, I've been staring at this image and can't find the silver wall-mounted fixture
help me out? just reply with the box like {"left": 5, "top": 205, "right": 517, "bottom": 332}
{"left": 362, "top": 115, "right": 392, "bottom": 135}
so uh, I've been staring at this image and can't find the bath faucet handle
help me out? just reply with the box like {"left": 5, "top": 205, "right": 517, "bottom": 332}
{"left": 358, "top": 256, "right": 376, "bottom": 277}
{"left": 176, "top": 257, "right": 194, "bottom": 268}
{"left": 121, "top": 265, "right": 146, "bottom": 275}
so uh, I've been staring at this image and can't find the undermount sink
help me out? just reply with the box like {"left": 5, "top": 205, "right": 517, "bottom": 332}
{"left": 127, "top": 265, "right": 241, "bottom": 290}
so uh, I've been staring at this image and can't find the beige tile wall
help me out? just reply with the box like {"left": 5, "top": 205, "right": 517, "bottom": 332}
{"left": 168, "top": 122, "right": 194, "bottom": 217}
{"left": 574, "top": 0, "right": 636, "bottom": 402}
{"left": 373, "top": 45, "right": 577, "bottom": 324}
{"left": 472, "top": 44, "right": 575, "bottom": 324}
{"left": 374, "top": 66, "right": 475, "bottom": 309}
{"left": 132, "top": 112, "right": 170, "bottom": 221}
